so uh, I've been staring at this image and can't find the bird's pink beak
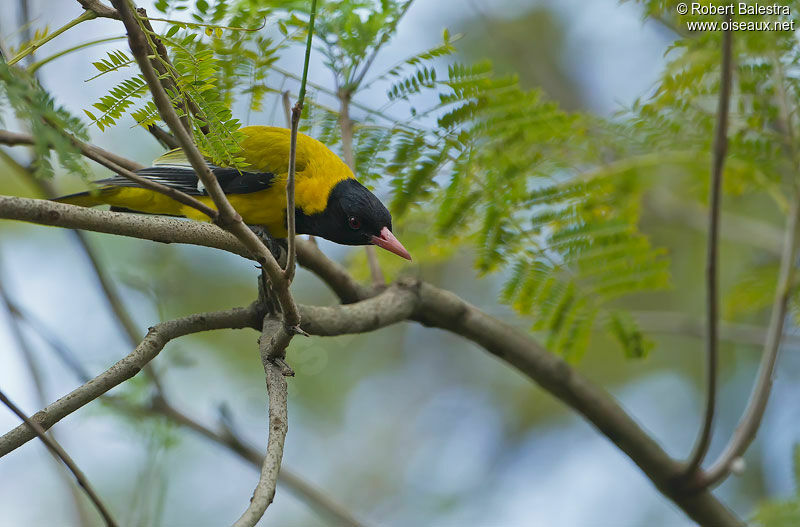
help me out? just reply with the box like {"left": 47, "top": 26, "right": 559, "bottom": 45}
{"left": 370, "top": 226, "right": 412, "bottom": 261}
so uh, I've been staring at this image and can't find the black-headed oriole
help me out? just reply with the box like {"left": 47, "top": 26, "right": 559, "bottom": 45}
{"left": 56, "top": 126, "right": 411, "bottom": 260}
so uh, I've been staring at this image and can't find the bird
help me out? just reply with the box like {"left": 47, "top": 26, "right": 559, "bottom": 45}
{"left": 55, "top": 126, "right": 411, "bottom": 260}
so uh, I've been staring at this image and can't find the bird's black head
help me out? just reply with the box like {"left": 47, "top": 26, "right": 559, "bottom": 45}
{"left": 295, "top": 178, "right": 411, "bottom": 260}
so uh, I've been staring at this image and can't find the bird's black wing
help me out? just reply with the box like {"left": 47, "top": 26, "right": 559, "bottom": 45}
{"left": 96, "top": 164, "right": 275, "bottom": 196}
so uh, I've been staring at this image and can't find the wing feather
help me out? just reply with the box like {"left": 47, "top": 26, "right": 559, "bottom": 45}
{"left": 96, "top": 160, "right": 275, "bottom": 196}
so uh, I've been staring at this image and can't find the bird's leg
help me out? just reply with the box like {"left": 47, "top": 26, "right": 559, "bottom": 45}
{"left": 250, "top": 225, "right": 285, "bottom": 316}
{"left": 257, "top": 267, "right": 279, "bottom": 316}
{"left": 248, "top": 225, "right": 287, "bottom": 266}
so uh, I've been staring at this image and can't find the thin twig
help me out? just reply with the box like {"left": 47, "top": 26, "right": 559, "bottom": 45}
{"left": 0, "top": 389, "right": 119, "bottom": 527}
{"left": 285, "top": 108, "right": 300, "bottom": 282}
{"left": 696, "top": 196, "right": 800, "bottom": 488}
{"left": 684, "top": 19, "right": 733, "bottom": 477}
{"left": 146, "top": 124, "right": 180, "bottom": 149}
{"left": 7, "top": 10, "right": 98, "bottom": 65}
{"left": 285, "top": 0, "right": 318, "bottom": 283}
{"left": 349, "top": 0, "right": 413, "bottom": 89}
{"left": 28, "top": 35, "right": 126, "bottom": 73}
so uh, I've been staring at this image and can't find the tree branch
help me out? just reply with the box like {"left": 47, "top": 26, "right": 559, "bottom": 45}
{"left": 0, "top": 389, "right": 119, "bottom": 527}
{"left": 290, "top": 242, "right": 745, "bottom": 526}
{"left": 684, "top": 19, "right": 733, "bottom": 477}
{"left": 0, "top": 195, "right": 251, "bottom": 257}
{"left": 145, "top": 124, "right": 180, "bottom": 149}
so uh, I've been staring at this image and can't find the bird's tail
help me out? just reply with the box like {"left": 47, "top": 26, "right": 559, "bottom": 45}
{"left": 53, "top": 191, "right": 101, "bottom": 207}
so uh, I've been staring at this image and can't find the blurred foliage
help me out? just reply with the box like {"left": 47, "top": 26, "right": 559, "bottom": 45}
{"left": 0, "top": 57, "right": 89, "bottom": 179}
{"left": 753, "top": 445, "right": 800, "bottom": 526}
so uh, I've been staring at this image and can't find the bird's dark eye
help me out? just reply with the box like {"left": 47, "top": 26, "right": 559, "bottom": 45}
{"left": 348, "top": 216, "right": 362, "bottom": 230}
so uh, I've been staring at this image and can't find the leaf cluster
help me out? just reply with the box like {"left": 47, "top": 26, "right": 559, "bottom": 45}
{"left": 0, "top": 58, "right": 88, "bottom": 179}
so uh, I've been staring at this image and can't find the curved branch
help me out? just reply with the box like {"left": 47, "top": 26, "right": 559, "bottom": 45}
{"left": 0, "top": 195, "right": 370, "bottom": 302}
{"left": 0, "top": 304, "right": 261, "bottom": 457}
{"left": 298, "top": 284, "right": 416, "bottom": 335}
